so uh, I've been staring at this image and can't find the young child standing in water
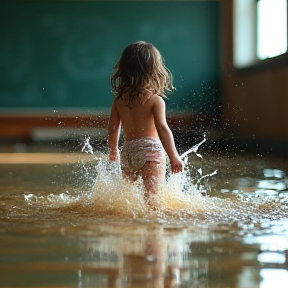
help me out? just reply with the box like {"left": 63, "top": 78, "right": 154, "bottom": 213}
{"left": 108, "top": 41, "right": 183, "bottom": 205}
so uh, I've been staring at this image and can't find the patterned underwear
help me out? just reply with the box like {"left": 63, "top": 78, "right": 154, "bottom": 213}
{"left": 120, "top": 137, "right": 165, "bottom": 174}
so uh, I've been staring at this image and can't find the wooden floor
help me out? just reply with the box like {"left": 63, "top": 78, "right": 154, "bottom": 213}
{"left": 0, "top": 153, "right": 98, "bottom": 164}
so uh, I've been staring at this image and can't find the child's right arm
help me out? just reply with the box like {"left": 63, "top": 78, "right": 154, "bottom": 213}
{"left": 153, "top": 97, "right": 183, "bottom": 174}
{"left": 108, "top": 100, "right": 121, "bottom": 161}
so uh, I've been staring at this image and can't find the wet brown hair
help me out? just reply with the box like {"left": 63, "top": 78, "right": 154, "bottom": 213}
{"left": 110, "top": 41, "right": 175, "bottom": 100}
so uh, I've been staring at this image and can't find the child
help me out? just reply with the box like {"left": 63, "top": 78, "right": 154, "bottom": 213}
{"left": 108, "top": 41, "right": 183, "bottom": 205}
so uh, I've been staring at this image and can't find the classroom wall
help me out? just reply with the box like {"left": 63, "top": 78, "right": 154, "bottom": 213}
{"left": 221, "top": 0, "right": 288, "bottom": 141}
{"left": 0, "top": 0, "right": 220, "bottom": 114}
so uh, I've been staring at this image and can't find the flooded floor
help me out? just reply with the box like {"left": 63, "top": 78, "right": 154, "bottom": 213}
{"left": 0, "top": 140, "right": 288, "bottom": 288}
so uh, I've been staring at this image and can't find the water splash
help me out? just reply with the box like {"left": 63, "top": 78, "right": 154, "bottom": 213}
{"left": 22, "top": 136, "right": 288, "bottom": 223}
{"left": 81, "top": 136, "right": 94, "bottom": 155}
{"left": 24, "top": 136, "right": 226, "bottom": 221}
{"left": 180, "top": 135, "right": 207, "bottom": 162}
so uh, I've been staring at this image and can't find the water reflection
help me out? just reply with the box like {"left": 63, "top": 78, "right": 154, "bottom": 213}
{"left": 1, "top": 151, "right": 288, "bottom": 287}
{"left": 77, "top": 227, "right": 191, "bottom": 287}
{"left": 260, "top": 269, "right": 288, "bottom": 288}
{"left": 231, "top": 168, "right": 287, "bottom": 200}
{"left": 64, "top": 225, "right": 262, "bottom": 288}
{"left": 0, "top": 223, "right": 268, "bottom": 287}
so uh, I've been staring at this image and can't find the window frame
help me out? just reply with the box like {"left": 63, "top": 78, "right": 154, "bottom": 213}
{"left": 234, "top": 0, "right": 288, "bottom": 74}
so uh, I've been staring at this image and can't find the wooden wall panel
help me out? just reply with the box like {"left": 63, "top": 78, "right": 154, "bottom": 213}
{"left": 221, "top": 0, "right": 288, "bottom": 141}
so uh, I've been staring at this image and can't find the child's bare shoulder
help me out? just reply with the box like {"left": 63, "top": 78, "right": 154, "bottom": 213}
{"left": 150, "top": 94, "right": 163, "bottom": 101}
{"left": 150, "top": 94, "right": 165, "bottom": 106}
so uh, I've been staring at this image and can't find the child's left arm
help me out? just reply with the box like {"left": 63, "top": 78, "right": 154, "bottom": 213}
{"left": 108, "top": 100, "right": 121, "bottom": 161}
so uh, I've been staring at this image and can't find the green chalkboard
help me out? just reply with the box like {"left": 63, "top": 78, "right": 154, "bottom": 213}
{"left": 0, "top": 1, "right": 220, "bottom": 113}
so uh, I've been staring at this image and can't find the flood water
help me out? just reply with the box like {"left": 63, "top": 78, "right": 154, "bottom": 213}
{"left": 0, "top": 138, "right": 288, "bottom": 288}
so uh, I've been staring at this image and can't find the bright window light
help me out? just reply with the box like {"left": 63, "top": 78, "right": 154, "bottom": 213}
{"left": 257, "top": 0, "right": 288, "bottom": 60}
{"left": 233, "top": 0, "right": 258, "bottom": 68}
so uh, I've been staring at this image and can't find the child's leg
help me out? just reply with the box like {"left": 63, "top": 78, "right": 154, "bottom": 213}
{"left": 139, "top": 160, "right": 166, "bottom": 206}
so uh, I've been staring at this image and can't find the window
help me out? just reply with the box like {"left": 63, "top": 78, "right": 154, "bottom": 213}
{"left": 233, "top": 0, "right": 288, "bottom": 69}
{"left": 257, "top": 0, "right": 287, "bottom": 60}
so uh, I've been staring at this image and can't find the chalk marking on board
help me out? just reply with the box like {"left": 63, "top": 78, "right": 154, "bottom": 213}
{"left": 61, "top": 18, "right": 114, "bottom": 80}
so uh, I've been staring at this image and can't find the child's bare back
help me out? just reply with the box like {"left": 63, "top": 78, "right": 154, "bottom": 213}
{"left": 115, "top": 92, "right": 162, "bottom": 141}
